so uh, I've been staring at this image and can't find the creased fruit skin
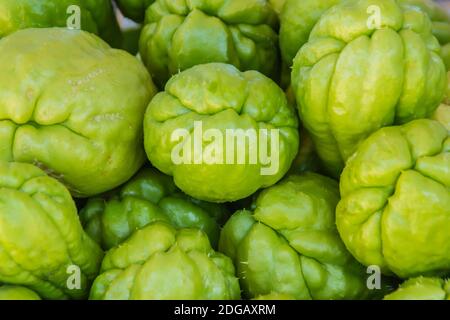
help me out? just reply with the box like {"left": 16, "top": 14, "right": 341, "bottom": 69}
{"left": 143, "top": 63, "right": 299, "bottom": 203}
{"left": 291, "top": 0, "right": 447, "bottom": 177}
{"left": 219, "top": 173, "right": 370, "bottom": 300}
{"left": 139, "top": 0, "right": 279, "bottom": 88}
{"left": 336, "top": 119, "right": 450, "bottom": 279}
{"left": 384, "top": 277, "right": 450, "bottom": 300}
{"left": 0, "top": 28, "right": 157, "bottom": 197}
{"left": 89, "top": 222, "right": 240, "bottom": 300}
{"left": 79, "top": 167, "right": 229, "bottom": 250}
{"left": 0, "top": 161, "right": 103, "bottom": 300}
{"left": 0, "top": 286, "right": 41, "bottom": 300}
{"left": 0, "top": 0, "right": 121, "bottom": 47}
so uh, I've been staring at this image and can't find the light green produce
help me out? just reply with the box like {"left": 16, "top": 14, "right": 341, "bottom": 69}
{"left": 0, "top": 28, "right": 157, "bottom": 197}
{"left": 144, "top": 63, "right": 299, "bottom": 203}
{"left": 219, "top": 173, "right": 371, "bottom": 300}
{"left": 432, "top": 104, "right": 450, "bottom": 130}
{"left": 399, "top": 0, "right": 450, "bottom": 45}
{"left": 269, "top": 0, "right": 286, "bottom": 15}
{"left": 0, "top": 286, "right": 41, "bottom": 300}
{"left": 0, "top": 0, "right": 121, "bottom": 47}
{"left": 280, "top": 0, "right": 341, "bottom": 66}
{"left": 89, "top": 222, "right": 240, "bottom": 300}
{"left": 292, "top": 0, "right": 447, "bottom": 177}
{"left": 116, "top": 0, "right": 155, "bottom": 22}
{"left": 336, "top": 119, "right": 450, "bottom": 279}
{"left": 254, "top": 293, "right": 295, "bottom": 300}
{"left": 0, "top": 161, "right": 103, "bottom": 299}
{"left": 80, "top": 167, "right": 229, "bottom": 250}
{"left": 384, "top": 277, "right": 450, "bottom": 300}
{"left": 139, "top": 0, "right": 279, "bottom": 87}
{"left": 442, "top": 43, "right": 450, "bottom": 70}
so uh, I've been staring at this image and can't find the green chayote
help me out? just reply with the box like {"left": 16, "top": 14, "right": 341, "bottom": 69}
{"left": 139, "top": 0, "right": 279, "bottom": 87}
{"left": 219, "top": 173, "right": 371, "bottom": 300}
{"left": 144, "top": 63, "right": 299, "bottom": 203}
{"left": 0, "top": 161, "right": 103, "bottom": 299}
{"left": 442, "top": 43, "right": 450, "bottom": 70}
{"left": 0, "top": 0, "right": 121, "bottom": 47}
{"left": 80, "top": 167, "right": 229, "bottom": 250}
{"left": 0, "top": 286, "right": 41, "bottom": 300}
{"left": 254, "top": 293, "right": 295, "bottom": 300}
{"left": 0, "top": 28, "right": 157, "bottom": 197}
{"left": 269, "top": 0, "right": 286, "bottom": 15}
{"left": 292, "top": 0, "right": 447, "bottom": 177}
{"left": 384, "top": 277, "right": 450, "bottom": 300}
{"left": 116, "top": 0, "right": 155, "bottom": 22}
{"left": 90, "top": 222, "right": 240, "bottom": 300}
{"left": 336, "top": 119, "right": 450, "bottom": 278}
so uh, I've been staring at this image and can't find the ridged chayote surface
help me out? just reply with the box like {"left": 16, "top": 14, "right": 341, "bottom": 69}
{"left": 0, "top": 28, "right": 157, "bottom": 197}
{"left": 144, "top": 63, "right": 299, "bottom": 203}
{"left": 336, "top": 119, "right": 450, "bottom": 278}
{"left": 89, "top": 222, "right": 240, "bottom": 300}
{"left": 219, "top": 173, "right": 371, "bottom": 300}
{"left": 384, "top": 277, "right": 450, "bottom": 300}
{"left": 291, "top": 0, "right": 447, "bottom": 177}
{"left": 139, "top": 0, "right": 279, "bottom": 87}
{"left": 0, "top": 161, "right": 103, "bottom": 299}
{"left": 80, "top": 167, "right": 229, "bottom": 250}
{"left": 115, "top": 0, "right": 155, "bottom": 22}
{"left": 0, "top": 0, "right": 121, "bottom": 47}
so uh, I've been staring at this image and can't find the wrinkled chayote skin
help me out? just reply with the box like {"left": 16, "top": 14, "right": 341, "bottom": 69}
{"left": 384, "top": 277, "right": 450, "bottom": 300}
{"left": 0, "top": 28, "right": 157, "bottom": 197}
{"left": 0, "top": 286, "right": 41, "bottom": 300}
{"left": 336, "top": 119, "right": 450, "bottom": 279}
{"left": 139, "top": 0, "right": 279, "bottom": 87}
{"left": 292, "top": 0, "right": 447, "bottom": 177}
{"left": 80, "top": 167, "right": 229, "bottom": 250}
{"left": 0, "top": 161, "right": 103, "bottom": 299}
{"left": 90, "top": 222, "right": 240, "bottom": 300}
{"left": 219, "top": 173, "right": 371, "bottom": 300}
{"left": 399, "top": 0, "right": 450, "bottom": 45}
{"left": 144, "top": 63, "right": 299, "bottom": 203}
{"left": 0, "top": 0, "right": 121, "bottom": 47}
{"left": 116, "top": 0, "right": 155, "bottom": 22}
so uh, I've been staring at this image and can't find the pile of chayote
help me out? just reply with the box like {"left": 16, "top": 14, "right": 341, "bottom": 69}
{"left": 0, "top": 0, "right": 448, "bottom": 301}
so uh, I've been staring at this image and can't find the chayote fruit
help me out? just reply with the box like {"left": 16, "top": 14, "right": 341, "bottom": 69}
{"left": 399, "top": 0, "right": 450, "bottom": 45}
{"left": 336, "top": 119, "right": 450, "bottom": 279}
{"left": 0, "top": 286, "right": 41, "bottom": 300}
{"left": 253, "top": 293, "right": 295, "bottom": 300}
{"left": 144, "top": 63, "right": 299, "bottom": 203}
{"left": 0, "top": 0, "right": 121, "bottom": 47}
{"left": 0, "top": 161, "right": 103, "bottom": 299}
{"left": 384, "top": 277, "right": 450, "bottom": 300}
{"left": 116, "top": 0, "right": 155, "bottom": 22}
{"left": 139, "top": 0, "right": 279, "bottom": 87}
{"left": 269, "top": 0, "right": 286, "bottom": 15}
{"left": 89, "top": 222, "right": 240, "bottom": 300}
{"left": 292, "top": 0, "right": 447, "bottom": 177}
{"left": 219, "top": 173, "right": 372, "bottom": 300}
{"left": 0, "top": 28, "right": 157, "bottom": 197}
{"left": 442, "top": 43, "right": 450, "bottom": 70}
{"left": 80, "top": 167, "right": 229, "bottom": 250}
{"left": 280, "top": 0, "right": 341, "bottom": 67}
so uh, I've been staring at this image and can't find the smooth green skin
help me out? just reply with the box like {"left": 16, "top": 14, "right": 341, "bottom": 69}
{"left": 0, "top": 161, "right": 103, "bottom": 299}
{"left": 219, "top": 173, "right": 370, "bottom": 300}
{"left": 432, "top": 104, "right": 450, "bottom": 131}
{"left": 292, "top": 0, "right": 447, "bottom": 177}
{"left": 442, "top": 43, "right": 450, "bottom": 70}
{"left": 384, "top": 277, "right": 450, "bottom": 300}
{"left": 139, "top": 0, "right": 279, "bottom": 88}
{"left": 0, "top": 286, "right": 41, "bottom": 300}
{"left": 0, "top": 0, "right": 122, "bottom": 47}
{"left": 80, "top": 167, "right": 229, "bottom": 250}
{"left": 280, "top": 0, "right": 341, "bottom": 66}
{"left": 0, "top": 28, "right": 157, "bottom": 197}
{"left": 116, "top": 0, "right": 155, "bottom": 22}
{"left": 89, "top": 222, "right": 240, "bottom": 300}
{"left": 269, "top": 0, "right": 286, "bottom": 15}
{"left": 144, "top": 63, "right": 299, "bottom": 203}
{"left": 336, "top": 119, "right": 450, "bottom": 279}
